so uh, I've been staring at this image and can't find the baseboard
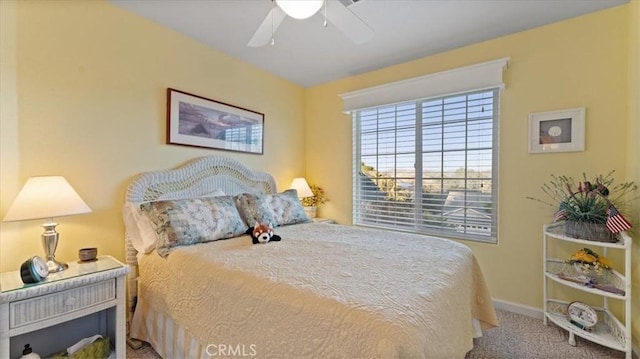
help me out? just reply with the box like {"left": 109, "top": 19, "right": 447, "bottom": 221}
{"left": 492, "top": 298, "right": 543, "bottom": 319}
{"left": 492, "top": 298, "right": 639, "bottom": 359}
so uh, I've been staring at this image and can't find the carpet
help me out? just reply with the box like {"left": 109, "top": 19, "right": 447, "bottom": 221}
{"left": 465, "top": 309, "right": 626, "bottom": 359}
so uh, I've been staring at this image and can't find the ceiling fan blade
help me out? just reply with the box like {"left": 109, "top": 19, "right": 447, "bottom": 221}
{"left": 248, "top": 6, "right": 287, "bottom": 47}
{"left": 325, "top": 0, "right": 373, "bottom": 45}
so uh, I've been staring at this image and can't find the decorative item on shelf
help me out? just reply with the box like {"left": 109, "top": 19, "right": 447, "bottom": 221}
{"left": 3, "top": 176, "right": 92, "bottom": 273}
{"left": 557, "top": 247, "right": 625, "bottom": 295}
{"left": 566, "top": 247, "right": 611, "bottom": 278}
{"left": 290, "top": 177, "right": 328, "bottom": 218}
{"left": 567, "top": 301, "right": 598, "bottom": 330}
{"left": 528, "top": 171, "right": 637, "bottom": 242}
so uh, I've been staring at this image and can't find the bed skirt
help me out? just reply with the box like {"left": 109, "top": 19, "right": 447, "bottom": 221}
{"left": 131, "top": 297, "right": 210, "bottom": 358}
{"left": 131, "top": 295, "right": 487, "bottom": 359}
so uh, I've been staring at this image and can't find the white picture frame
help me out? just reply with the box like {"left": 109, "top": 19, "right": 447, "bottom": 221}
{"left": 528, "top": 107, "right": 585, "bottom": 154}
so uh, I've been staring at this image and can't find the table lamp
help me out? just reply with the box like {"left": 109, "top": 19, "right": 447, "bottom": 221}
{"left": 290, "top": 177, "right": 314, "bottom": 199}
{"left": 3, "top": 176, "right": 92, "bottom": 273}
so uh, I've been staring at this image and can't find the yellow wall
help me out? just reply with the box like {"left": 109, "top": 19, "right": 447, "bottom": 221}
{"left": 2, "top": 0, "right": 638, "bottom": 351}
{"left": 0, "top": 1, "right": 306, "bottom": 272}
{"left": 0, "top": 1, "right": 21, "bottom": 273}
{"left": 627, "top": 0, "right": 639, "bottom": 351}
{"left": 306, "top": 3, "right": 637, "bottom": 346}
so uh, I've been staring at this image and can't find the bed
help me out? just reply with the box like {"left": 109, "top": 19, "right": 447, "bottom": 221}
{"left": 124, "top": 156, "right": 498, "bottom": 358}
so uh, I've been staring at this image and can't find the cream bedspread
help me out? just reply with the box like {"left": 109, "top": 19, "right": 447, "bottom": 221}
{"left": 131, "top": 222, "right": 498, "bottom": 358}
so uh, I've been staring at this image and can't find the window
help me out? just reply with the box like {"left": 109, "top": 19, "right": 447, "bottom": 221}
{"left": 353, "top": 89, "right": 499, "bottom": 243}
{"left": 342, "top": 58, "right": 508, "bottom": 242}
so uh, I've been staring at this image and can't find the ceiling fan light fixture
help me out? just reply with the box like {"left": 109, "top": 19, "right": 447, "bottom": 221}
{"left": 275, "top": 0, "right": 324, "bottom": 20}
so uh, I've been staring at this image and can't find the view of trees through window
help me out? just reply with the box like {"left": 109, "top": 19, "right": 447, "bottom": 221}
{"left": 353, "top": 89, "right": 498, "bottom": 242}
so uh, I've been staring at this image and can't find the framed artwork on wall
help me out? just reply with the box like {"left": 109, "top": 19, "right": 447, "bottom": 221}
{"left": 167, "top": 88, "right": 264, "bottom": 155}
{"left": 528, "top": 107, "right": 585, "bottom": 154}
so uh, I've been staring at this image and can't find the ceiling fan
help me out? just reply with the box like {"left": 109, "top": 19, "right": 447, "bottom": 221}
{"left": 248, "top": 0, "right": 374, "bottom": 47}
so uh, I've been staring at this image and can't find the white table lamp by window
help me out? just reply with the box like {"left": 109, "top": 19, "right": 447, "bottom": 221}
{"left": 3, "top": 176, "right": 92, "bottom": 273}
{"left": 290, "top": 177, "right": 314, "bottom": 199}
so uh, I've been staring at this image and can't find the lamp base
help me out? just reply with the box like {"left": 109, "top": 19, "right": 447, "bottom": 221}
{"left": 46, "top": 259, "right": 68, "bottom": 273}
{"left": 42, "top": 221, "right": 68, "bottom": 273}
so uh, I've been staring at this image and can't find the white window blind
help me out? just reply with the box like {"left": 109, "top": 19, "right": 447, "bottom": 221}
{"left": 353, "top": 89, "right": 499, "bottom": 242}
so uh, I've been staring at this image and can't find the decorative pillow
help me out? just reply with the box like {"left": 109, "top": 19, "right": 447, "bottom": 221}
{"left": 236, "top": 190, "right": 309, "bottom": 227}
{"left": 124, "top": 189, "right": 228, "bottom": 254}
{"left": 140, "top": 196, "right": 246, "bottom": 257}
{"left": 123, "top": 202, "right": 158, "bottom": 254}
{"left": 267, "top": 189, "right": 309, "bottom": 226}
{"left": 235, "top": 192, "right": 277, "bottom": 227}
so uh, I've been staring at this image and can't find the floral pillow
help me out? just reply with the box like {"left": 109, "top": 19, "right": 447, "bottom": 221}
{"left": 140, "top": 196, "right": 247, "bottom": 257}
{"left": 236, "top": 190, "right": 309, "bottom": 227}
{"left": 235, "top": 193, "right": 277, "bottom": 226}
{"left": 267, "top": 189, "right": 309, "bottom": 226}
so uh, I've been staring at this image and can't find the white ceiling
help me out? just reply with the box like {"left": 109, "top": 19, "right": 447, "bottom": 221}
{"left": 110, "top": 0, "right": 627, "bottom": 88}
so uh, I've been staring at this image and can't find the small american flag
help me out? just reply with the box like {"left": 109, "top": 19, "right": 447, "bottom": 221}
{"left": 553, "top": 208, "right": 567, "bottom": 222}
{"left": 606, "top": 205, "right": 631, "bottom": 233}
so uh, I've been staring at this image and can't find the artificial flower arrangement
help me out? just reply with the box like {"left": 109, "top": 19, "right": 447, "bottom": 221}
{"left": 528, "top": 171, "right": 636, "bottom": 241}
{"left": 301, "top": 185, "right": 329, "bottom": 207}
{"left": 567, "top": 248, "right": 611, "bottom": 276}
{"left": 559, "top": 247, "right": 625, "bottom": 295}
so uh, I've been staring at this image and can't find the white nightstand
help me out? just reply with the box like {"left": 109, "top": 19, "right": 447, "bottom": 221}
{"left": 0, "top": 256, "right": 129, "bottom": 358}
{"left": 312, "top": 217, "right": 335, "bottom": 224}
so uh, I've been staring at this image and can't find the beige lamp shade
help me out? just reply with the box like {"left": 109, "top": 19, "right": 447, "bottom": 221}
{"left": 290, "top": 177, "right": 314, "bottom": 198}
{"left": 3, "top": 176, "right": 92, "bottom": 222}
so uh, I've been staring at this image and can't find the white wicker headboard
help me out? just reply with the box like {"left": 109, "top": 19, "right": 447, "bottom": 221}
{"left": 124, "top": 155, "right": 276, "bottom": 264}
{"left": 123, "top": 156, "right": 276, "bottom": 319}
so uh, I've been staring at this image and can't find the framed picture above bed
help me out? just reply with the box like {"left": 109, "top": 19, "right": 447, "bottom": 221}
{"left": 166, "top": 88, "right": 264, "bottom": 154}
{"left": 528, "top": 107, "right": 585, "bottom": 154}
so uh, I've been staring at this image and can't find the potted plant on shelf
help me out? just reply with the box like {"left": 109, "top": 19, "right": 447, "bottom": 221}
{"left": 301, "top": 185, "right": 328, "bottom": 219}
{"left": 528, "top": 171, "right": 637, "bottom": 242}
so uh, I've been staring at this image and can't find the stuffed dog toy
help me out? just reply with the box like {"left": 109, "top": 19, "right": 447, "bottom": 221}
{"left": 246, "top": 223, "right": 282, "bottom": 244}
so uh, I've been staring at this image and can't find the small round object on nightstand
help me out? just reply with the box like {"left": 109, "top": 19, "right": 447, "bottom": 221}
{"left": 20, "top": 256, "right": 49, "bottom": 284}
{"left": 78, "top": 247, "right": 98, "bottom": 262}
